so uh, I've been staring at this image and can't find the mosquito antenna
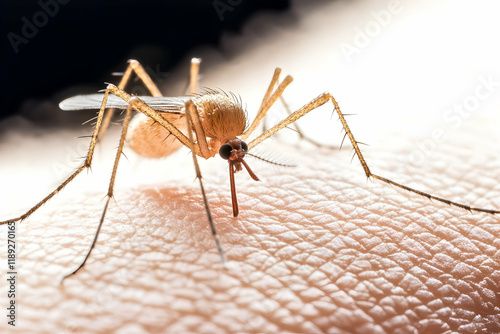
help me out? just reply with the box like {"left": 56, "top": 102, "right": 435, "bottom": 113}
{"left": 246, "top": 152, "right": 296, "bottom": 168}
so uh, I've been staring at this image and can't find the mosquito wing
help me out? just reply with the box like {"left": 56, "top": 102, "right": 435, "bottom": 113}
{"left": 59, "top": 94, "right": 190, "bottom": 112}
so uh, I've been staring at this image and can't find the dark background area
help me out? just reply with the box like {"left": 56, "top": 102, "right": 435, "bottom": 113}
{"left": 0, "top": 0, "right": 289, "bottom": 123}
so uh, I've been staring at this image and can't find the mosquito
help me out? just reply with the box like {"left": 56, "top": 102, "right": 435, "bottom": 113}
{"left": 1, "top": 58, "right": 498, "bottom": 282}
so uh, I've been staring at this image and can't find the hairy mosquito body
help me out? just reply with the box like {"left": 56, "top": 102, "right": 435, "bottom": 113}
{"left": 125, "top": 90, "right": 246, "bottom": 159}
{"left": 1, "top": 58, "right": 498, "bottom": 282}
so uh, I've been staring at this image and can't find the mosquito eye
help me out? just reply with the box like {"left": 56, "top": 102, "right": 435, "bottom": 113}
{"left": 241, "top": 141, "right": 248, "bottom": 153}
{"left": 219, "top": 143, "right": 232, "bottom": 160}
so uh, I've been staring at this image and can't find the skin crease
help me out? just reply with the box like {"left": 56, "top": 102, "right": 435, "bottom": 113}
{"left": 2, "top": 1, "right": 500, "bottom": 333}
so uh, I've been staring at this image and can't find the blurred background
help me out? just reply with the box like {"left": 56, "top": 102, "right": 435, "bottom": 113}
{"left": 2, "top": 0, "right": 500, "bottom": 139}
{"left": 0, "top": 0, "right": 289, "bottom": 122}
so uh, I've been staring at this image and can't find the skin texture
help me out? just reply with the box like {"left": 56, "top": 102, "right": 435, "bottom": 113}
{"left": 0, "top": 101, "right": 499, "bottom": 333}
{"left": 2, "top": 1, "right": 500, "bottom": 333}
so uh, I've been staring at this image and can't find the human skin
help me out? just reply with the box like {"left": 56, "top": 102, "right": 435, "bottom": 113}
{"left": 2, "top": 2, "right": 500, "bottom": 333}
{"left": 0, "top": 94, "right": 499, "bottom": 333}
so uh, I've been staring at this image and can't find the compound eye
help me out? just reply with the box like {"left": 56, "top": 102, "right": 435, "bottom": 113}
{"left": 241, "top": 141, "right": 248, "bottom": 153}
{"left": 219, "top": 143, "right": 232, "bottom": 160}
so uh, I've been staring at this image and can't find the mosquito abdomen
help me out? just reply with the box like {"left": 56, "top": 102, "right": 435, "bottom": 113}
{"left": 127, "top": 112, "right": 186, "bottom": 158}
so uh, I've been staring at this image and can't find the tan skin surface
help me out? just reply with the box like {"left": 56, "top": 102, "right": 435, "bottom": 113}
{"left": 0, "top": 96, "right": 499, "bottom": 333}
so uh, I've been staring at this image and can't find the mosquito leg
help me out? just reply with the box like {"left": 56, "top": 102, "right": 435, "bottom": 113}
{"left": 84, "top": 83, "right": 209, "bottom": 157}
{"left": 103, "top": 84, "right": 197, "bottom": 153}
{"left": 248, "top": 92, "right": 500, "bottom": 215}
{"left": 186, "top": 59, "right": 225, "bottom": 262}
{"left": 275, "top": 95, "right": 339, "bottom": 149}
{"left": 241, "top": 71, "right": 293, "bottom": 141}
{"left": 185, "top": 100, "right": 227, "bottom": 265}
{"left": 61, "top": 96, "right": 137, "bottom": 282}
{"left": 258, "top": 68, "right": 286, "bottom": 136}
{"left": 98, "top": 59, "right": 163, "bottom": 143}
{"left": 124, "top": 59, "right": 163, "bottom": 97}
{"left": 190, "top": 58, "right": 201, "bottom": 95}
{"left": 185, "top": 58, "right": 210, "bottom": 157}
{"left": 185, "top": 99, "right": 210, "bottom": 158}
{"left": 256, "top": 68, "right": 282, "bottom": 122}
{"left": 0, "top": 87, "right": 122, "bottom": 226}
{"left": 60, "top": 72, "right": 218, "bottom": 279}
{"left": 0, "top": 81, "right": 192, "bottom": 225}
{"left": 253, "top": 69, "right": 336, "bottom": 148}
{"left": 248, "top": 93, "right": 330, "bottom": 149}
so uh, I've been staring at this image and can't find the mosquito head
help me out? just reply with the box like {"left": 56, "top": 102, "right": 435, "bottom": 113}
{"left": 219, "top": 137, "right": 259, "bottom": 181}
{"left": 219, "top": 137, "right": 258, "bottom": 217}
{"left": 219, "top": 138, "right": 247, "bottom": 168}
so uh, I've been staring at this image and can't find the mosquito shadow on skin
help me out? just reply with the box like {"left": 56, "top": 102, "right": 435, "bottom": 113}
{"left": 134, "top": 185, "right": 284, "bottom": 261}
{"left": 128, "top": 185, "right": 235, "bottom": 223}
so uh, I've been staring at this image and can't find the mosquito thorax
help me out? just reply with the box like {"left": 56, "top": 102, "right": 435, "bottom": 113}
{"left": 192, "top": 91, "right": 247, "bottom": 141}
